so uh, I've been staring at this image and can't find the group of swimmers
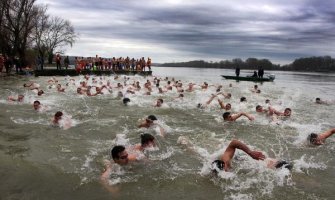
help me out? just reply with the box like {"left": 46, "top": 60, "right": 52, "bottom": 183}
{"left": 5, "top": 74, "right": 334, "bottom": 194}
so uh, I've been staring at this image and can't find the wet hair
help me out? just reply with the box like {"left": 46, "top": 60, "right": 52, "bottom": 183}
{"left": 307, "top": 133, "right": 318, "bottom": 144}
{"left": 285, "top": 108, "right": 291, "bottom": 112}
{"left": 140, "top": 133, "right": 155, "bottom": 146}
{"left": 111, "top": 145, "right": 125, "bottom": 160}
{"left": 179, "top": 93, "right": 184, "bottom": 97}
{"left": 37, "top": 90, "right": 44, "bottom": 96}
{"left": 216, "top": 88, "right": 221, "bottom": 92}
{"left": 123, "top": 97, "right": 130, "bottom": 105}
{"left": 33, "top": 100, "right": 40, "bottom": 104}
{"left": 147, "top": 115, "right": 157, "bottom": 121}
{"left": 222, "top": 112, "right": 231, "bottom": 120}
{"left": 275, "top": 160, "right": 293, "bottom": 170}
{"left": 316, "top": 98, "right": 321, "bottom": 101}
{"left": 197, "top": 103, "right": 202, "bottom": 108}
{"left": 240, "top": 97, "right": 247, "bottom": 102}
{"left": 265, "top": 99, "right": 270, "bottom": 103}
{"left": 256, "top": 105, "right": 262, "bottom": 110}
{"left": 211, "top": 160, "right": 225, "bottom": 172}
{"left": 54, "top": 111, "right": 63, "bottom": 118}
{"left": 157, "top": 98, "right": 163, "bottom": 103}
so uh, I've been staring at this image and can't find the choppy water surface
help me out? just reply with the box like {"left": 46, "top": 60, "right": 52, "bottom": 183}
{"left": 0, "top": 67, "right": 334, "bottom": 200}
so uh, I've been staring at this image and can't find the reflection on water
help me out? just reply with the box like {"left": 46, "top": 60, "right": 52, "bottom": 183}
{"left": 0, "top": 67, "right": 334, "bottom": 200}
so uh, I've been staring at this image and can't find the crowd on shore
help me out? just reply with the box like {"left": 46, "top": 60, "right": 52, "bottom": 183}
{"left": 51, "top": 54, "right": 152, "bottom": 72}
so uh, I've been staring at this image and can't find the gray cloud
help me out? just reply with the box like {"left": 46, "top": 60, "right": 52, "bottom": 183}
{"left": 38, "top": 0, "right": 335, "bottom": 64}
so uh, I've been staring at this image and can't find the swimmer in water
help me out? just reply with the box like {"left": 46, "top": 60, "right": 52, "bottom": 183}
{"left": 269, "top": 107, "right": 291, "bottom": 122}
{"left": 307, "top": 128, "right": 335, "bottom": 145}
{"left": 8, "top": 94, "right": 24, "bottom": 102}
{"left": 211, "top": 139, "right": 265, "bottom": 172}
{"left": 33, "top": 100, "right": 41, "bottom": 111}
{"left": 138, "top": 115, "right": 157, "bottom": 128}
{"left": 132, "top": 133, "right": 157, "bottom": 152}
{"left": 315, "top": 97, "right": 332, "bottom": 105}
{"left": 138, "top": 115, "right": 166, "bottom": 137}
{"left": 213, "top": 142, "right": 292, "bottom": 172}
{"left": 123, "top": 97, "right": 130, "bottom": 106}
{"left": 100, "top": 145, "right": 137, "bottom": 193}
{"left": 222, "top": 112, "right": 255, "bottom": 121}
{"left": 154, "top": 98, "right": 164, "bottom": 107}
{"left": 52, "top": 111, "right": 63, "bottom": 125}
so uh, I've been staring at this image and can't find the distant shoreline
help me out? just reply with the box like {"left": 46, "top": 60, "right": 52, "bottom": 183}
{"left": 153, "top": 65, "right": 335, "bottom": 73}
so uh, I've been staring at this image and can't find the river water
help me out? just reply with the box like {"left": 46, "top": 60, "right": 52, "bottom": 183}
{"left": 0, "top": 67, "right": 334, "bottom": 200}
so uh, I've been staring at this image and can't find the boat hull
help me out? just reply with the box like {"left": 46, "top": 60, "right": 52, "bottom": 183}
{"left": 221, "top": 75, "right": 274, "bottom": 82}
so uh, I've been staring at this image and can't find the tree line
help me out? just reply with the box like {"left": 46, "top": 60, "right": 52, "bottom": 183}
{"left": 0, "top": 0, "right": 76, "bottom": 70}
{"left": 160, "top": 56, "right": 335, "bottom": 72}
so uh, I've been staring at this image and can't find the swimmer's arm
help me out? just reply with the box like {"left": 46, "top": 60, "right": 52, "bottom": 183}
{"left": 222, "top": 140, "right": 265, "bottom": 162}
{"left": 205, "top": 94, "right": 216, "bottom": 105}
{"left": 318, "top": 128, "right": 335, "bottom": 141}
{"left": 233, "top": 112, "right": 254, "bottom": 121}
{"left": 157, "top": 124, "right": 166, "bottom": 137}
{"left": 242, "top": 113, "right": 255, "bottom": 121}
{"left": 217, "top": 99, "right": 225, "bottom": 109}
{"left": 7, "top": 96, "right": 17, "bottom": 101}
{"left": 100, "top": 165, "right": 120, "bottom": 194}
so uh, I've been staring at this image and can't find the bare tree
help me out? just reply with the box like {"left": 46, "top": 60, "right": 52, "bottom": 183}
{"left": 34, "top": 14, "right": 77, "bottom": 66}
{"left": 3, "top": 0, "right": 39, "bottom": 67}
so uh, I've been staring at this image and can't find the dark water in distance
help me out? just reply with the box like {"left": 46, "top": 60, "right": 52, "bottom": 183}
{"left": 0, "top": 67, "right": 334, "bottom": 200}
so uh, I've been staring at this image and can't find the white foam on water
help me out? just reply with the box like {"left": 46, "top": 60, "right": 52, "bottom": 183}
{"left": 10, "top": 117, "right": 49, "bottom": 125}
{"left": 293, "top": 155, "right": 327, "bottom": 173}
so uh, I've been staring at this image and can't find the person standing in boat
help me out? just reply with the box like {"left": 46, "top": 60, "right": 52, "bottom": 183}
{"left": 235, "top": 67, "right": 240, "bottom": 77}
{"left": 258, "top": 67, "right": 264, "bottom": 78}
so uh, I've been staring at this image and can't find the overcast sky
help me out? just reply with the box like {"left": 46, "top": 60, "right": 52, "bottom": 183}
{"left": 37, "top": 0, "right": 335, "bottom": 64}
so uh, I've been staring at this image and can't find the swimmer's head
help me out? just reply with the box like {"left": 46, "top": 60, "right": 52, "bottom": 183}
{"left": 156, "top": 98, "right": 163, "bottom": 107}
{"left": 240, "top": 97, "right": 247, "bottom": 102}
{"left": 211, "top": 160, "right": 225, "bottom": 173}
{"left": 265, "top": 99, "right": 270, "bottom": 104}
{"left": 147, "top": 115, "right": 157, "bottom": 123}
{"left": 315, "top": 98, "right": 321, "bottom": 104}
{"left": 37, "top": 90, "right": 44, "bottom": 96}
{"left": 18, "top": 95, "right": 24, "bottom": 101}
{"left": 33, "top": 100, "right": 41, "bottom": 110}
{"left": 284, "top": 108, "right": 291, "bottom": 116}
{"left": 140, "top": 133, "right": 156, "bottom": 148}
{"left": 225, "top": 103, "right": 231, "bottom": 110}
{"left": 307, "top": 133, "right": 321, "bottom": 145}
{"left": 197, "top": 103, "right": 202, "bottom": 108}
{"left": 123, "top": 97, "right": 130, "bottom": 105}
{"left": 111, "top": 145, "right": 128, "bottom": 165}
{"left": 222, "top": 112, "right": 231, "bottom": 121}
{"left": 226, "top": 93, "right": 232, "bottom": 98}
{"left": 256, "top": 105, "right": 263, "bottom": 112}
{"left": 54, "top": 111, "right": 63, "bottom": 120}
{"left": 117, "top": 91, "right": 123, "bottom": 97}
{"left": 275, "top": 160, "right": 293, "bottom": 170}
